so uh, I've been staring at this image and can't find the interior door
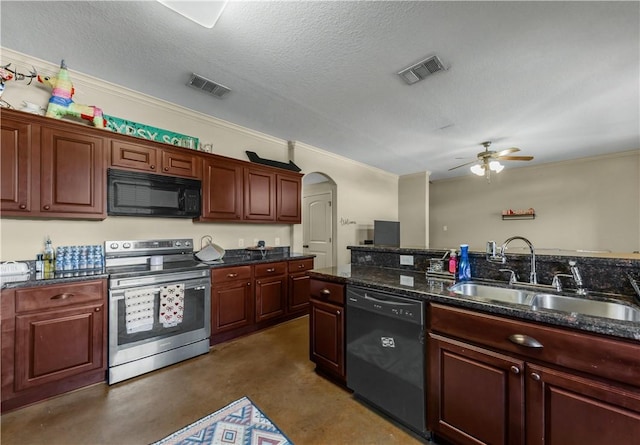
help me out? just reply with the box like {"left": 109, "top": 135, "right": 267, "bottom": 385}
{"left": 303, "top": 191, "right": 333, "bottom": 269}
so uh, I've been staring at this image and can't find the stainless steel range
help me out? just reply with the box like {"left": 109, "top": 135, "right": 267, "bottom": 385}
{"left": 105, "top": 238, "right": 211, "bottom": 384}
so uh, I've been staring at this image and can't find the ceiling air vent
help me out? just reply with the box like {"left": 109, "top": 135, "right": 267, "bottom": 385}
{"left": 397, "top": 55, "right": 446, "bottom": 85}
{"left": 187, "top": 73, "right": 231, "bottom": 98}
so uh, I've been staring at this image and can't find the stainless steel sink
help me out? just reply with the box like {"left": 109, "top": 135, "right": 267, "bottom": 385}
{"left": 449, "top": 282, "right": 534, "bottom": 305}
{"left": 530, "top": 294, "right": 640, "bottom": 322}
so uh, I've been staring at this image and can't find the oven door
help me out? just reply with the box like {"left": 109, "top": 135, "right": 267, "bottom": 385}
{"left": 109, "top": 276, "right": 210, "bottom": 367}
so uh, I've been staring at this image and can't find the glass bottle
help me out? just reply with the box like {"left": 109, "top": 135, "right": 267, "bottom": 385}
{"left": 448, "top": 249, "right": 457, "bottom": 274}
{"left": 458, "top": 244, "right": 471, "bottom": 281}
{"left": 43, "top": 237, "right": 55, "bottom": 274}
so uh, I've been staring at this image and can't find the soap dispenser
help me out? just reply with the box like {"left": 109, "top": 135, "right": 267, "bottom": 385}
{"left": 458, "top": 244, "right": 471, "bottom": 281}
{"left": 448, "top": 249, "right": 457, "bottom": 274}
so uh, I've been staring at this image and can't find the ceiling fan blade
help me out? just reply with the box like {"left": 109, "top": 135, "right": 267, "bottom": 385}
{"left": 448, "top": 160, "right": 479, "bottom": 171}
{"left": 498, "top": 155, "right": 534, "bottom": 161}
{"left": 493, "top": 147, "right": 520, "bottom": 157}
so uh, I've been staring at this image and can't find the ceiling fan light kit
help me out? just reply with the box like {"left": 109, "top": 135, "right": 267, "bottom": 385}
{"left": 449, "top": 140, "right": 533, "bottom": 182}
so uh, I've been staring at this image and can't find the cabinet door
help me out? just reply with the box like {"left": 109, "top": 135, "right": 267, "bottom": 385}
{"left": 428, "top": 333, "right": 525, "bottom": 445}
{"left": 1, "top": 117, "right": 32, "bottom": 212}
{"left": 255, "top": 276, "right": 286, "bottom": 322}
{"left": 526, "top": 363, "right": 640, "bottom": 445}
{"left": 288, "top": 273, "right": 310, "bottom": 313}
{"left": 110, "top": 139, "right": 160, "bottom": 173}
{"left": 277, "top": 173, "right": 302, "bottom": 223}
{"left": 40, "top": 126, "right": 105, "bottom": 217}
{"left": 244, "top": 167, "right": 275, "bottom": 221}
{"left": 14, "top": 303, "right": 105, "bottom": 391}
{"left": 211, "top": 280, "right": 253, "bottom": 335}
{"left": 201, "top": 157, "right": 243, "bottom": 220}
{"left": 161, "top": 148, "right": 201, "bottom": 178}
{"left": 309, "top": 298, "right": 344, "bottom": 380}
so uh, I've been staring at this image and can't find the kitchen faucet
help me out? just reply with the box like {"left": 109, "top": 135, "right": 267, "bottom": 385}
{"left": 488, "top": 236, "right": 537, "bottom": 284}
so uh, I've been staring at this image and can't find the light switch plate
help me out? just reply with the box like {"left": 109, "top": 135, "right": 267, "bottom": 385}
{"left": 400, "top": 255, "right": 414, "bottom": 266}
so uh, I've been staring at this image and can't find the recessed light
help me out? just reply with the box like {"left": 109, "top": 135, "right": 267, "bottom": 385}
{"left": 157, "top": 1, "right": 228, "bottom": 28}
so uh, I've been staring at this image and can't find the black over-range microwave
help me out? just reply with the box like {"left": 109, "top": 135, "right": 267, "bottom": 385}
{"left": 107, "top": 169, "right": 201, "bottom": 218}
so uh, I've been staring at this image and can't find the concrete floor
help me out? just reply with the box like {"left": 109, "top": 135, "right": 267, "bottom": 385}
{"left": 1, "top": 316, "right": 430, "bottom": 445}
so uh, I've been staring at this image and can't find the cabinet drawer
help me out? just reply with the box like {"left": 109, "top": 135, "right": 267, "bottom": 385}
{"left": 429, "top": 303, "right": 640, "bottom": 388}
{"left": 289, "top": 258, "right": 314, "bottom": 273}
{"left": 211, "top": 266, "right": 252, "bottom": 283}
{"left": 15, "top": 280, "right": 106, "bottom": 313}
{"left": 255, "top": 262, "right": 287, "bottom": 278}
{"left": 310, "top": 279, "right": 344, "bottom": 305}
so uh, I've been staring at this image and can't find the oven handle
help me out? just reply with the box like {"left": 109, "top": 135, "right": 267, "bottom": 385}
{"left": 363, "top": 294, "right": 416, "bottom": 307}
{"left": 110, "top": 284, "right": 209, "bottom": 300}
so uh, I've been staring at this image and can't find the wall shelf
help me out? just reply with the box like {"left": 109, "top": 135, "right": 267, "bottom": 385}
{"left": 502, "top": 213, "right": 535, "bottom": 220}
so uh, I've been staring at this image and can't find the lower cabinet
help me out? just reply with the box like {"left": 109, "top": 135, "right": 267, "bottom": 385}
{"left": 309, "top": 278, "right": 345, "bottom": 384}
{"left": 428, "top": 303, "right": 640, "bottom": 445}
{"left": 210, "top": 265, "right": 253, "bottom": 337}
{"left": 287, "top": 258, "right": 313, "bottom": 313}
{"left": 1, "top": 279, "right": 107, "bottom": 413}
{"left": 254, "top": 262, "right": 288, "bottom": 322}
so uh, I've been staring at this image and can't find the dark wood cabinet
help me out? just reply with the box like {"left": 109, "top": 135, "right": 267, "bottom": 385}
{"left": 199, "top": 156, "right": 244, "bottom": 221}
{"left": 0, "top": 110, "right": 105, "bottom": 219}
{"left": 39, "top": 125, "right": 105, "bottom": 217}
{"left": 277, "top": 173, "right": 302, "bottom": 223}
{"left": 244, "top": 167, "right": 276, "bottom": 221}
{"left": 1, "top": 280, "right": 108, "bottom": 413}
{"left": 254, "top": 261, "right": 287, "bottom": 322}
{"left": 309, "top": 278, "right": 345, "bottom": 383}
{"left": 287, "top": 258, "right": 313, "bottom": 313}
{"left": 110, "top": 139, "right": 201, "bottom": 178}
{"left": 428, "top": 303, "right": 640, "bottom": 445}
{"left": 1, "top": 115, "right": 33, "bottom": 212}
{"left": 210, "top": 266, "right": 253, "bottom": 340}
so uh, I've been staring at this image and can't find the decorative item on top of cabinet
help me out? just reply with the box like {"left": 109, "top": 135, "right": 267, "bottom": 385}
{"left": 110, "top": 138, "right": 201, "bottom": 178}
{"left": 287, "top": 258, "right": 314, "bottom": 313}
{"left": 428, "top": 303, "right": 640, "bottom": 445}
{"left": 1, "top": 279, "right": 108, "bottom": 413}
{"left": 1, "top": 109, "right": 106, "bottom": 219}
{"left": 309, "top": 278, "right": 346, "bottom": 385}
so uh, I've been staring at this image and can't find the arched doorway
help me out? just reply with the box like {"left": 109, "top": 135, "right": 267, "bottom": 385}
{"left": 302, "top": 172, "right": 337, "bottom": 269}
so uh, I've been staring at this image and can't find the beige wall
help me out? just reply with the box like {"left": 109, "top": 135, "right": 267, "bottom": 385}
{"left": 429, "top": 150, "right": 640, "bottom": 254}
{"left": 0, "top": 49, "right": 398, "bottom": 264}
{"left": 399, "top": 172, "right": 430, "bottom": 248}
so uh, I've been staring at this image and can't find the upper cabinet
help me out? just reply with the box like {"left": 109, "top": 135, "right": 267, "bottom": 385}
{"left": 110, "top": 139, "right": 201, "bottom": 178}
{"left": 1, "top": 110, "right": 106, "bottom": 219}
{"left": 199, "top": 158, "right": 302, "bottom": 224}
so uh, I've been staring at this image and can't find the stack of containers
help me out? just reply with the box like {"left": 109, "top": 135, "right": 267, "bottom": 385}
{"left": 54, "top": 245, "right": 104, "bottom": 271}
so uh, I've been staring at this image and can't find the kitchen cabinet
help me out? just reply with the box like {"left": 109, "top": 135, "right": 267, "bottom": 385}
{"left": 1, "top": 114, "right": 33, "bottom": 212}
{"left": 244, "top": 166, "right": 276, "bottom": 221}
{"left": 276, "top": 173, "right": 302, "bottom": 223}
{"left": 254, "top": 261, "right": 288, "bottom": 322}
{"left": 199, "top": 155, "right": 244, "bottom": 221}
{"left": 428, "top": 303, "right": 640, "bottom": 445}
{"left": 309, "top": 278, "right": 346, "bottom": 384}
{"left": 287, "top": 258, "right": 313, "bottom": 313}
{"left": 210, "top": 265, "right": 253, "bottom": 339}
{"left": 1, "top": 279, "right": 108, "bottom": 413}
{"left": 0, "top": 110, "right": 106, "bottom": 219}
{"left": 110, "top": 138, "right": 201, "bottom": 178}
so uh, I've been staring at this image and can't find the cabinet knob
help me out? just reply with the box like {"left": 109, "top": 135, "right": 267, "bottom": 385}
{"left": 164, "top": 167, "right": 169, "bottom": 171}
{"left": 19, "top": 204, "right": 26, "bottom": 209}
{"left": 43, "top": 205, "right": 50, "bottom": 210}
{"left": 247, "top": 282, "right": 251, "bottom": 286}
{"left": 337, "top": 310, "right": 341, "bottom": 315}
{"left": 95, "top": 307, "right": 101, "bottom": 312}
{"left": 530, "top": 372, "right": 541, "bottom": 381}
{"left": 150, "top": 165, "right": 156, "bottom": 170}
{"left": 510, "top": 365, "right": 521, "bottom": 375}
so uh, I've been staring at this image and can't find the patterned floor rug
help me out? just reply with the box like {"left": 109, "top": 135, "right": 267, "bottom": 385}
{"left": 152, "top": 396, "right": 293, "bottom": 445}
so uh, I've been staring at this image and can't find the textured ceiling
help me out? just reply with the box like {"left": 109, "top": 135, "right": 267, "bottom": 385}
{"left": 1, "top": 1, "right": 639, "bottom": 180}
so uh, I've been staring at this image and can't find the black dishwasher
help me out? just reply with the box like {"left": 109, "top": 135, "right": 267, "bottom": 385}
{"left": 346, "top": 285, "right": 427, "bottom": 437}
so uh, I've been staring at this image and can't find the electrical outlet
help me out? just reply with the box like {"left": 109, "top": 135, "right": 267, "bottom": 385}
{"left": 443, "top": 225, "right": 448, "bottom": 232}
{"left": 238, "top": 238, "right": 244, "bottom": 247}
{"left": 400, "top": 255, "right": 414, "bottom": 266}
{"left": 275, "top": 237, "right": 280, "bottom": 246}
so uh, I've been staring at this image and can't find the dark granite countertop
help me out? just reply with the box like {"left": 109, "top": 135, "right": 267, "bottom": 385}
{"left": 308, "top": 265, "right": 640, "bottom": 342}
{"left": 1, "top": 253, "right": 315, "bottom": 291}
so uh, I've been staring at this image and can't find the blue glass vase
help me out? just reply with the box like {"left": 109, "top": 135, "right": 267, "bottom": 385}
{"left": 458, "top": 244, "right": 471, "bottom": 281}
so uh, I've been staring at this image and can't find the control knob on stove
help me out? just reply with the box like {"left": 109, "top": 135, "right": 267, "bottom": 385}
{"left": 184, "top": 241, "right": 191, "bottom": 247}
{"left": 175, "top": 241, "right": 182, "bottom": 247}
{"left": 109, "top": 242, "right": 119, "bottom": 250}
{"left": 123, "top": 242, "right": 131, "bottom": 249}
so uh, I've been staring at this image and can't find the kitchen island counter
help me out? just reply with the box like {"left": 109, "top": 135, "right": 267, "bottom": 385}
{"left": 309, "top": 264, "right": 640, "bottom": 342}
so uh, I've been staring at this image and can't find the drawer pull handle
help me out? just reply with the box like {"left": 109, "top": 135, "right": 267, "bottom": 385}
{"left": 227, "top": 273, "right": 238, "bottom": 278}
{"left": 510, "top": 365, "right": 520, "bottom": 375}
{"left": 320, "top": 289, "right": 331, "bottom": 296}
{"left": 298, "top": 264, "right": 305, "bottom": 269}
{"left": 51, "top": 293, "right": 74, "bottom": 300}
{"left": 531, "top": 372, "right": 541, "bottom": 381}
{"left": 267, "top": 268, "right": 275, "bottom": 273}
{"left": 508, "top": 334, "right": 543, "bottom": 348}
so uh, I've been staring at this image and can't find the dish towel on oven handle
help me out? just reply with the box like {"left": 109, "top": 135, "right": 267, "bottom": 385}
{"left": 124, "top": 288, "right": 155, "bottom": 334}
{"left": 159, "top": 283, "right": 185, "bottom": 328}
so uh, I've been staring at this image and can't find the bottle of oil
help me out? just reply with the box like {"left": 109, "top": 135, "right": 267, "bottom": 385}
{"left": 43, "top": 237, "right": 55, "bottom": 275}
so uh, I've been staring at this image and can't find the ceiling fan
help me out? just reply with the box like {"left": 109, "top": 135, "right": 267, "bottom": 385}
{"left": 449, "top": 141, "right": 534, "bottom": 182}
